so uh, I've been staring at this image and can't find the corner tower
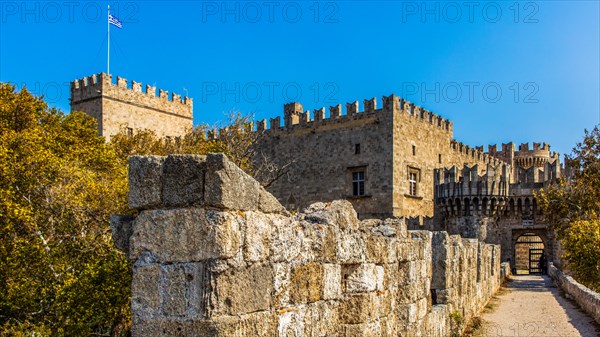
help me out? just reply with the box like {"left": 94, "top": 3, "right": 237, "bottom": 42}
{"left": 70, "top": 73, "right": 193, "bottom": 140}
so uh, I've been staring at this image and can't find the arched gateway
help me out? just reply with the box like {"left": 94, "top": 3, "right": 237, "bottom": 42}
{"left": 514, "top": 232, "right": 546, "bottom": 274}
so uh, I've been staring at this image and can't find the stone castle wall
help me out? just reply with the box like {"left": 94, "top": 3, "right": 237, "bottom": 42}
{"left": 430, "top": 164, "right": 558, "bottom": 266}
{"left": 111, "top": 153, "right": 507, "bottom": 336}
{"left": 256, "top": 95, "right": 505, "bottom": 219}
{"left": 70, "top": 73, "right": 193, "bottom": 139}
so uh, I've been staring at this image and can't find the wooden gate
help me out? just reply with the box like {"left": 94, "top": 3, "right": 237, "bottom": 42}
{"left": 529, "top": 248, "right": 544, "bottom": 274}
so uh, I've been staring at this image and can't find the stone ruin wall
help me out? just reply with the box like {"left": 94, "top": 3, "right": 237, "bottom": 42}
{"left": 70, "top": 73, "right": 193, "bottom": 140}
{"left": 111, "top": 154, "right": 506, "bottom": 337}
{"left": 110, "top": 153, "right": 508, "bottom": 336}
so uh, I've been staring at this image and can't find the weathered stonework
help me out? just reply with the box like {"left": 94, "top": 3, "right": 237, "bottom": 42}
{"left": 427, "top": 163, "right": 559, "bottom": 266}
{"left": 548, "top": 263, "right": 600, "bottom": 324}
{"left": 255, "top": 97, "right": 510, "bottom": 220}
{"left": 112, "top": 154, "right": 507, "bottom": 337}
{"left": 70, "top": 73, "right": 193, "bottom": 140}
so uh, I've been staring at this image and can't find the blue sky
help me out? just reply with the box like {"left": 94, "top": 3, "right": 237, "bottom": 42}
{"left": 1, "top": 1, "right": 598, "bottom": 156}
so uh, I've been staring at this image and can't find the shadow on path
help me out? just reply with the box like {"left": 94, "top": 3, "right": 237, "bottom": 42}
{"left": 479, "top": 275, "right": 599, "bottom": 337}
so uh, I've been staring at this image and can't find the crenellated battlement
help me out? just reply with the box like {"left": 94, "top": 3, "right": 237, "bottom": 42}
{"left": 433, "top": 162, "right": 557, "bottom": 219}
{"left": 70, "top": 73, "right": 194, "bottom": 139}
{"left": 70, "top": 73, "right": 193, "bottom": 116}
{"left": 255, "top": 95, "right": 453, "bottom": 134}
{"left": 449, "top": 140, "right": 505, "bottom": 166}
{"left": 434, "top": 163, "right": 510, "bottom": 199}
{"left": 432, "top": 164, "right": 541, "bottom": 218}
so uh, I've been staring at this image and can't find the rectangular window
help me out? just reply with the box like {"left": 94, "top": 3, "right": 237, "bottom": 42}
{"left": 352, "top": 171, "right": 365, "bottom": 196}
{"left": 355, "top": 143, "right": 361, "bottom": 155}
{"left": 409, "top": 172, "right": 418, "bottom": 196}
{"left": 126, "top": 127, "right": 133, "bottom": 137}
{"left": 439, "top": 154, "right": 442, "bottom": 164}
{"left": 412, "top": 145, "right": 416, "bottom": 156}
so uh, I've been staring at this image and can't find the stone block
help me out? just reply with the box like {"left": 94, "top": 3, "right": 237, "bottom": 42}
{"left": 213, "top": 263, "right": 273, "bottom": 316}
{"left": 303, "top": 200, "right": 359, "bottom": 231}
{"left": 211, "top": 311, "right": 278, "bottom": 337}
{"left": 339, "top": 293, "right": 377, "bottom": 324}
{"left": 302, "top": 301, "right": 340, "bottom": 336}
{"left": 129, "top": 209, "right": 241, "bottom": 262}
{"left": 258, "top": 186, "right": 287, "bottom": 214}
{"left": 110, "top": 214, "right": 134, "bottom": 253}
{"left": 398, "top": 261, "right": 418, "bottom": 285}
{"left": 383, "top": 263, "right": 399, "bottom": 290}
{"left": 131, "top": 318, "right": 187, "bottom": 337}
{"left": 341, "top": 321, "right": 381, "bottom": 337}
{"left": 375, "top": 265, "right": 385, "bottom": 291}
{"left": 297, "top": 220, "right": 339, "bottom": 263}
{"left": 162, "top": 154, "right": 206, "bottom": 207}
{"left": 377, "top": 290, "right": 394, "bottom": 318}
{"left": 343, "top": 263, "right": 377, "bottom": 293}
{"left": 397, "top": 282, "right": 420, "bottom": 303}
{"left": 273, "top": 263, "right": 291, "bottom": 308}
{"left": 131, "top": 264, "right": 161, "bottom": 318}
{"left": 289, "top": 262, "right": 324, "bottom": 304}
{"left": 337, "top": 233, "right": 367, "bottom": 264}
{"left": 397, "top": 303, "right": 417, "bottom": 323}
{"left": 160, "top": 263, "right": 208, "bottom": 318}
{"left": 277, "top": 303, "right": 339, "bottom": 337}
{"left": 128, "top": 155, "right": 164, "bottom": 209}
{"left": 366, "top": 234, "right": 397, "bottom": 264}
{"left": 329, "top": 200, "right": 360, "bottom": 230}
{"left": 270, "top": 216, "right": 302, "bottom": 262}
{"left": 397, "top": 239, "right": 418, "bottom": 262}
{"left": 277, "top": 309, "right": 304, "bottom": 336}
{"left": 380, "top": 315, "right": 398, "bottom": 336}
{"left": 161, "top": 264, "right": 187, "bottom": 316}
{"left": 243, "top": 211, "right": 271, "bottom": 262}
{"left": 385, "top": 218, "right": 407, "bottom": 237}
{"left": 416, "top": 297, "right": 429, "bottom": 320}
{"left": 204, "top": 153, "right": 259, "bottom": 211}
{"left": 323, "top": 263, "right": 342, "bottom": 300}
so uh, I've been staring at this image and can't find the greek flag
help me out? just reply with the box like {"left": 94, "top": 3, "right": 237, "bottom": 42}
{"left": 109, "top": 13, "right": 123, "bottom": 28}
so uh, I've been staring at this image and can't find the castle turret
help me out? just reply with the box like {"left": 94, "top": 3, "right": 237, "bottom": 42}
{"left": 70, "top": 73, "right": 193, "bottom": 140}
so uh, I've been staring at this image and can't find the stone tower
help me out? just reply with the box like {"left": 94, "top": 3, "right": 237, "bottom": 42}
{"left": 487, "top": 142, "right": 561, "bottom": 183}
{"left": 70, "top": 73, "right": 193, "bottom": 140}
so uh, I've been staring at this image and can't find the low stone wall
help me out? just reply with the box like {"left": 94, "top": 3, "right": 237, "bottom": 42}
{"left": 111, "top": 153, "right": 506, "bottom": 336}
{"left": 548, "top": 263, "right": 600, "bottom": 324}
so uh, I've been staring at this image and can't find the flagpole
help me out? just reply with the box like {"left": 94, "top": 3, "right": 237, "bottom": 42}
{"left": 107, "top": 5, "right": 110, "bottom": 75}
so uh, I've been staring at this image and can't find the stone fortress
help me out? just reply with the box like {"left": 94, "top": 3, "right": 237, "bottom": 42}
{"left": 70, "top": 73, "right": 193, "bottom": 140}
{"left": 254, "top": 96, "right": 562, "bottom": 268}
{"left": 71, "top": 73, "right": 569, "bottom": 336}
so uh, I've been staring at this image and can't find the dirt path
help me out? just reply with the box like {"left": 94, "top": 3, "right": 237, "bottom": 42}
{"left": 478, "top": 275, "right": 599, "bottom": 337}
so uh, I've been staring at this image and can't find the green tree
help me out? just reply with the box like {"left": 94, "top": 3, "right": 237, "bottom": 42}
{"left": 0, "top": 84, "right": 131, "bottom": 336}
{"left": 0, "top": 84, "right": 289, "bottom": 336}
{"left": 537, "top": 127, "right": 600, "bottom": 291}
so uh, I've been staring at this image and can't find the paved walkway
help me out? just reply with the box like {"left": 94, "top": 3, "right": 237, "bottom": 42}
{"left": 479, "top": 275, "right": 599, "bottom": 337}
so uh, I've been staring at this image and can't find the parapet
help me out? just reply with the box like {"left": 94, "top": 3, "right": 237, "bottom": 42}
{"left": 434, "top": 163, "right": 510, "bottom": 199}
{"left": 449, "top": 140, "right": 505, "bottom": 166}
{"left": 513, "top": 142, "right": 558, "bottom": 168}
{"left": 516, "top": 142, "right": 551, "bottom": 154}
{"left": 70, "top": 73, "right": 193, "bottom": 118}
{"left": 256, "top": 94, "right": 453, "bottom": 133}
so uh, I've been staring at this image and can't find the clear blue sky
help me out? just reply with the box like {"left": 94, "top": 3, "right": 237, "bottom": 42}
{"left": 1, "top": 1, "right": 598, "bottom": 156}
